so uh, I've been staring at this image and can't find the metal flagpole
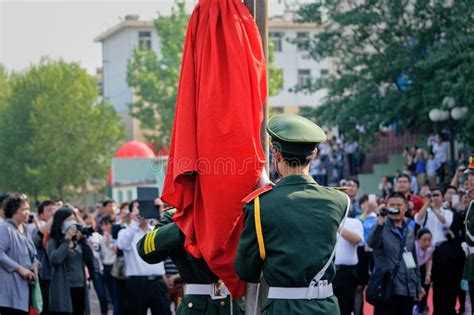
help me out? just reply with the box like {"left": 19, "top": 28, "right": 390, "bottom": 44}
{"left": 243, "top": 1, "right": 269, "bottom": 314}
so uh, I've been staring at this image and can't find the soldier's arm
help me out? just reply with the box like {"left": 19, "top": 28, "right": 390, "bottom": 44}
{"left": 137, "top": 222, "right": 182, "bottom": 264}
{"left": 234, "top": 204, "right": 263, "bottom": 283}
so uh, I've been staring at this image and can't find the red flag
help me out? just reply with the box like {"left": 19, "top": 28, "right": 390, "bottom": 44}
{"left": 161, "top": 0, "right": 266, "bottom": 298}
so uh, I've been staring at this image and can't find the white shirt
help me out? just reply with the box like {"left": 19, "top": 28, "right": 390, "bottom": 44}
{"left": 101, "top": 233, "right": 117, "bottom": 265}
{"left": 88, "top": 232, "right": 104, "bottom": 272}
{"left": 117, "top": 221, "right": 165, "bottom": 276}
{"left": 335, "top": 218, "right": 364, "bottom": 266}
{"left": 415, "top": 207, "right": 453, "bottom": 244}
{"left": 426, "top": 159, "right": 440, "bottom": 176}
{"left": 432, "top": 142, "right": 448, "bottom": 164}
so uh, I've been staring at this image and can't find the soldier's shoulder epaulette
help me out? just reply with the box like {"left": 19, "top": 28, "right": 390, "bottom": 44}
{"left": 242, "top": 184, "right": 274, "bottom": 204}
{"left": 333, "top": 186, "right": 349, "bottom": 192}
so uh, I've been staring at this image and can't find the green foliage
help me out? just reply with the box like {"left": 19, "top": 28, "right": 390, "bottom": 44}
{"left": 0, "top": 59, "right": 124, "bottom": 198}
{"left": 0, "top": 65, "right": 10, "bottom": 110}
{"left": 268, "top": 41, "right": 284, "bottom": 97}
{"left": 297, "top": 0, "right": 474, "bottom": 146}
{"left": 127, "top": 1, "right": 188, "bottom": 148}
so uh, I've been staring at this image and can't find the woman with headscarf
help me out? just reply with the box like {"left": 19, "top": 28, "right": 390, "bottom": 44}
{"left": 47, "top": 207, "right": 95, "bottom": 315}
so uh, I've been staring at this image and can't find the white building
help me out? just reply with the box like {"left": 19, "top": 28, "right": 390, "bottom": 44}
{"left": 95, "top": 13, "right": 333, "bottom": 140}
{"left": 268, "top": 15, "right": 333, "bottom": 114}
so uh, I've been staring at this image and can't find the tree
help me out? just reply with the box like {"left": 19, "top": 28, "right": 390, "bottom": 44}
{"left": 0, "top": 65, "right": 10, "bottom": 110}
{"left": 128, "top": 1, "right": 283, "bottom": 148}
{"left": 269, "top": 41, "right": 284, "bottom": 97}
{"left": 296, "top": 0, "right": 474, "bottom": 147}
{"left": 0, "top": 59, "right": 124, "bottom": 199}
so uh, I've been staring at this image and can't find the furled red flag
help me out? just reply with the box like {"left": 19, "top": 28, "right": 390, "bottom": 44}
{"left": 161, "top": 0, "right": 267, "bottom": 298}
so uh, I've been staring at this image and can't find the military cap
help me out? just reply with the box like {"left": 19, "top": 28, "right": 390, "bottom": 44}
{"left": 267, "top": 114, "right": 327, "bottom": 154}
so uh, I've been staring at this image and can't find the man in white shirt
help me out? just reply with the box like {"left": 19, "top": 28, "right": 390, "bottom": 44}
{"left": 334, "top": 217, "right": 364, "bottom": 315}
{"left": 117, "top": 205, "right": 170, "bottom": 315}
{"left": 415, "top": 188, "right": 453, "bottom": 245}
{"left": 414, "top": 188, "right": 455, "bottom": 315}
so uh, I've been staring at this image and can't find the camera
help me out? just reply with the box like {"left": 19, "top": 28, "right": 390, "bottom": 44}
{"left": 425, "top": 192, "right": 432, "bottom": 199}
{"left": 28, "top": 214, "right": 35, "bottom": 224}
{"left": 380, "top": 207, "right": 400, "bottom": 216}
{"left": 75, "top": 224, "right": 94, "bottom": 237}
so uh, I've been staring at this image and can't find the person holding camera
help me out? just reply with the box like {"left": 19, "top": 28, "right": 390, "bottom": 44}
{"left": 116, "top": 200, "right": 170, "bottom": 315}
{"left": 47, "top": 207, "right": 95, "bottom": 315}
{"left": 368, "top": 192, "right": 423, "bottom": 315}
{"left": 414, "top": 188, "right": 455, "bottom": 315}
{"left": 0, "top": 193, "right": 38, "bottom": 315}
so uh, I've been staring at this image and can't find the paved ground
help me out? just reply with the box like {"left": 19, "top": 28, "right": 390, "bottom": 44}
{"left": 89, "top": 283, "right": 105, "bottom": 315}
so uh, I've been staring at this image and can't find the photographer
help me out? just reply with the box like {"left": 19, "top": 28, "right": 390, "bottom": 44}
{"left": 47, "top": 208, "right": 95, "bottom": 315}
{"left": 414, "top": 188, "right": 455, "bottom": 315}
{"left": 368, "top": 192, "right": 423, "bottom": 315}
{"left": 116, "top": 200, "right": 170, "bottom": 315}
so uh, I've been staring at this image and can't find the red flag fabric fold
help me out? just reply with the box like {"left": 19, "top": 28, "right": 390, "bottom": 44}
{"left": 161, "top": 0, "right": 267, "bottom": 298}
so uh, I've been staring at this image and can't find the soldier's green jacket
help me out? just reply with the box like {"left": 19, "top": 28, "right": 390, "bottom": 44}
{"left": 463, "top": 201, "right": 474, "bottom": 280}
{"left": 137, "top": 211, "right": 241, "bottom": 315}
{"left": 234, "top": 175, "right": 349, "bottom": 315}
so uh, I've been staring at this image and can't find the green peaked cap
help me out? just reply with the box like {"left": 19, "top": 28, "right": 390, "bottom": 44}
{"left": 267, "top": 114, "right": 327, "bottom": 143}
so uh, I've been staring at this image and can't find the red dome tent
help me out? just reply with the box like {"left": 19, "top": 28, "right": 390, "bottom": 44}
{"left": 107, "top": 141, "right": 156, "bottom": 185}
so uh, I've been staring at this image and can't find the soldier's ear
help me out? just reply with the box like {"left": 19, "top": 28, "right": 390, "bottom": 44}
{"left": 271, "top": 147, "right": 281, "bottom": 162}
{"left": 306, "top": 149, "right": 317, "bottom": 164}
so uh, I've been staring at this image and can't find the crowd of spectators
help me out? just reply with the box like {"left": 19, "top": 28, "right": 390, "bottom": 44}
{"left": 0, "top": 196, "right": 181, "bottom": 315}
{"left": 0, "top": 143, "right": 472, "bottom": 315}
{"left": 331, "top": 152, "right": 474, "bottom": 315}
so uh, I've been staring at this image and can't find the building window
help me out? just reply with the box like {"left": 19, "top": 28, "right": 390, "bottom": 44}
{"left": 118, "top": 191, "right": 123, "bottom": 203}
{"left": 296, "top": 32, "right": 309, "bottom": 51}
{"left": 318, "top": 69, "right": 330, "bottom": 88}
{"left": 269, "top": 31, "right": 284, "bottom": 52}
{"left": 297, "top": 69, "right": 311, "bottom": 87}
{"left": 138, "top": 31, "right": 152, "bottom": 49}
{"left": 127, "top": 190, "right": 133, "bottom": 201}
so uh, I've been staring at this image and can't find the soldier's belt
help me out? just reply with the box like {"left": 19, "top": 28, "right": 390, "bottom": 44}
{"left": 268, "top": 281, "right": 333, "bottom": 300}
{"left": 184, "top": 283, "right": 229, "bottom": 300}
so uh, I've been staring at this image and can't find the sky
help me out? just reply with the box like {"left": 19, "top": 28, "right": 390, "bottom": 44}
{"left": 0, "top": 0, "right": 288, "bottom": 74}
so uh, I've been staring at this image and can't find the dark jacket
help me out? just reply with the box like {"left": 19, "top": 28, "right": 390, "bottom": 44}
{"left": 32, "top": 229, "right": 52, "bottom": 280}
{"left": 46, "top": 237, "right": 95, "bottom": 314}
{"left": 368, "top": 218, "right": 422, "bottom": 297}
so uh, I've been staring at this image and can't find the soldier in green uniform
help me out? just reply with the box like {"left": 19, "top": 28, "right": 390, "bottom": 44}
{"left": 234, "top": 114, "right": 350, "bottom": 315}
{"left": 462, "top": 154, "right": 474, "bottom": 313}
{"left": 137, "top": 209, "right": 242, "bottom": 315}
